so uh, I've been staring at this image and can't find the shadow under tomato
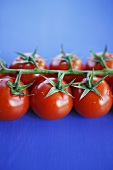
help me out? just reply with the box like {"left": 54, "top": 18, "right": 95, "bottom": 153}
{"left": 68, "top": 107, "right": 83, "bottom": 118}
{"left": 26, "top": 107, "right": 41, "bottom": 119}
{"left": 108, "top": 106, "right": 113, "bottom": 116}
{"left": 69, "top": 107, "right": 113, "bottom": 119}
{"left": 26, "top": 107, "right": 80, "bottom": 121}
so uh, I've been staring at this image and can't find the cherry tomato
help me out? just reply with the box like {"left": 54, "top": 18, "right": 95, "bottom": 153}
{"left": 73, "top": 77, "right": 112, "bottom": 118}
{"left": 9, "top": 53, "right": 48, "bottom": 91}
{"left": 86, "top": 52, "right": 113, "bottom": 87}
{"left": 49, "top": 54, "right": 84, "bottom": 83}
{"left": 0, "top": 58, "right": 7, "bottom": 78}
{"left": 0, "top": 76, "right": 29, "bottom": 121}
{"left": 30, "top": 78, "right": 73, "bottom": 120}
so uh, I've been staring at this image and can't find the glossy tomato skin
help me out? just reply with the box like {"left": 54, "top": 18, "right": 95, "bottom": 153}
{"left": 86, "top": 53, "right": 113, "bottom": 87}
{"left": 49, "top": 54, "right": 84, "bottom": 83}
{"left": 73, "top": 77, "right": 113, "bottom": 118}
{"left": 9, "top": 53, "right": 48, "bottom": 89}
{"left": 0, "top": 76, "right": 29, "bottom": 121}
{"left": 30, "top": 78, "right": 73, "bottom": 120}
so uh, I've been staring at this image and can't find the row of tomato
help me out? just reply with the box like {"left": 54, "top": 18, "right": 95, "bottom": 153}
{"left": 0, "top": 51, "right": 113, "bottom": 121}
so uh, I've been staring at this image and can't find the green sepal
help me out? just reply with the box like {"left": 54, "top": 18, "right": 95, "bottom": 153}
{"left": 90, "top": 46, "right": 113, "bottom": 68}
{"left": 60, "top": 44, "right": 66, "bottom": 57}
{"left": 31, "top": 48, "right": 37, "bottom": 58}
{"left": 103, "top": 58, "right": 113, "bottom": 61}
{"left": 15, "top": 52, "right": 28, "bottom": 60}
{"left": 7, "top": 71, "right": 34, "bottom": 96}
{"left": 72, "top": 70, "right": 107, "bottom": 100}
{"left": 62, "top": 78, "right": 76, "bottom": 89}
{"left": 42, "top": 76, "right": 56, "bottom": 87}
{"left": 102, "top": 45, "right": 107, "bottom": 58}
{"left": 7, "top": 81, "right": 27, "bottom": 96}
{"left": 80, "top": 89, "right": 90, "bottom": 100}
{"left": 45, "top": 87, "right": 59, "bottom": 98}
{"left": 58, "top": 45, "right": 78, "bottom": 69}
{"left": 15, "top": 49, "right": 39, "bottom": 68}
{"left": 92, "top": 75, "right": 108, "bottom": 88}
{"left": 91, "top": 87, "right": 102, "bottom": 100}
{"left": 7, "top": 81, "right": 33, "bottom": 96}
{"left": 61, "top": 89, "right": 74, "bottom": 98}
{"left": 43, "top": 72, "right": 73, "bottom": 98}
{"left": 72, "top": 83, "right": 87, "bottom": 90}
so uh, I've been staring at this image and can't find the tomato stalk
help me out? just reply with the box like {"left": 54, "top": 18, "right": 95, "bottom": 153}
{"left": 0, "top": 60, "right": 113, "bottom": 76}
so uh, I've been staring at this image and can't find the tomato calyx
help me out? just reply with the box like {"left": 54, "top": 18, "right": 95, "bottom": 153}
{"left": 43, "top": 72, "right": 74, "bottom": 98}
{"left": 90, "top": 46, "right": 113, "bottom": 69}
{"left": 7, "top": 71, "right": 33, "bottom": 96}
{"left": 15, "top": 48, "right": 39, "bottom": 68}
{"left": 55, "top": 45, "right": 78, "bottom": 70}
{"left": 72, "top": 70, "right": 107, "bottom": 100}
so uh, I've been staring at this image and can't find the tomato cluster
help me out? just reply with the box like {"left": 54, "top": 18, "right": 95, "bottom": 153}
{"left": 0, "top": 51, "right": 113, "bottom": 121}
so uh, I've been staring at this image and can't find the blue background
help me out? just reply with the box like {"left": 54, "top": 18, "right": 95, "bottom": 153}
{"left": 0, "top": 0, "right": 113, "bottom": 170}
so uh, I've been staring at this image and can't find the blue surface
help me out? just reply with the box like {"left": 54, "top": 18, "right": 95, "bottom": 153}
{"left": 0, "top": 0, "right": 113, "bottom": 170}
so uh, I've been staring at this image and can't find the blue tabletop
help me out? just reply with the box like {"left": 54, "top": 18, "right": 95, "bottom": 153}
{"left": 0, "top": 0, "right": 113, "bottom": 170}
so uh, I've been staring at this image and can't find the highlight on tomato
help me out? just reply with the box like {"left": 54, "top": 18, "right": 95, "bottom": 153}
{"left": 0, "top": 76, "right": 29, "bottom": 121}
{"left": 9, "top": 49, "right": 48, "bottom": 91}
{"left": 85, "top": 47, "right": 113, "bottom": 87}
{"left": 30, "top": 73, "right": 74, "bottom": 120}
{"left": 49, "top": 47, "right": 84, "bottom": 83}
{"left": 72, "top": 71, "right": 113, "bottom": 118}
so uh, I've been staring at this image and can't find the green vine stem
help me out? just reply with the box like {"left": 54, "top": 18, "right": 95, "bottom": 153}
{"left": 0, "top": 62, "right": 113, "bottom": 77}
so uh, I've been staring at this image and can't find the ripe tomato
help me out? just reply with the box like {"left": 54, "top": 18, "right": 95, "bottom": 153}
{"left": 0, "top": 76, "right": 29, "bottom": 121}
{"left": 49, "top": 54, "right": 84, "bottom": 83}
{"left": 30, "top": 78, "right": 73, "bottom": 120}
{"left": 9, "top": 53, "right": 48, "bottom": 91}
{"left": 85, "top": 52, "right": 113, "bottom": 87}
{"left": 73, "top": 77, "right": 112, "bottom": 118}
{"left": 0, "top": 58, "right": 7, "bottom": 78}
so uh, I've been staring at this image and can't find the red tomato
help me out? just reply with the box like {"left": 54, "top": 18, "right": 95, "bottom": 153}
{"left": 30, "top": 78, "right": 73, "bottom": 120}
{"left": 49, "top": 54, "right": 84, "bottom": 83}
{"left": 0, "top": 58, "right": 7, "bottom": 78}
{"left": 73, "top": 77, "right": 112, "bottom": 118}
{"left": 9, "top": 53, "right": 48, "bottom": 91}
{"left": 0, "top": 76, "right": 29, "bottom": 120}
{"left": 86, "top": 53, "right": 113, "bottom": 87}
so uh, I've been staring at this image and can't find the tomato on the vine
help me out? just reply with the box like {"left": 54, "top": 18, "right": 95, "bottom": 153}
{"left": 85, "top": 52, "right": 113, "bottom": 87}
{"left": 49, "top": 54, "right": 84, "bottom": 83}
{"left": 0, "top": 76, "right": 29, "bottom": 121}
{"left": 9, "top": 53, "right": 48, "bottom": 91}
{"left": 73, "top": 77, "right": 112, "bottom": 118}
{"left": 30, "top": 78, "right": 73, "bottom": 120}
